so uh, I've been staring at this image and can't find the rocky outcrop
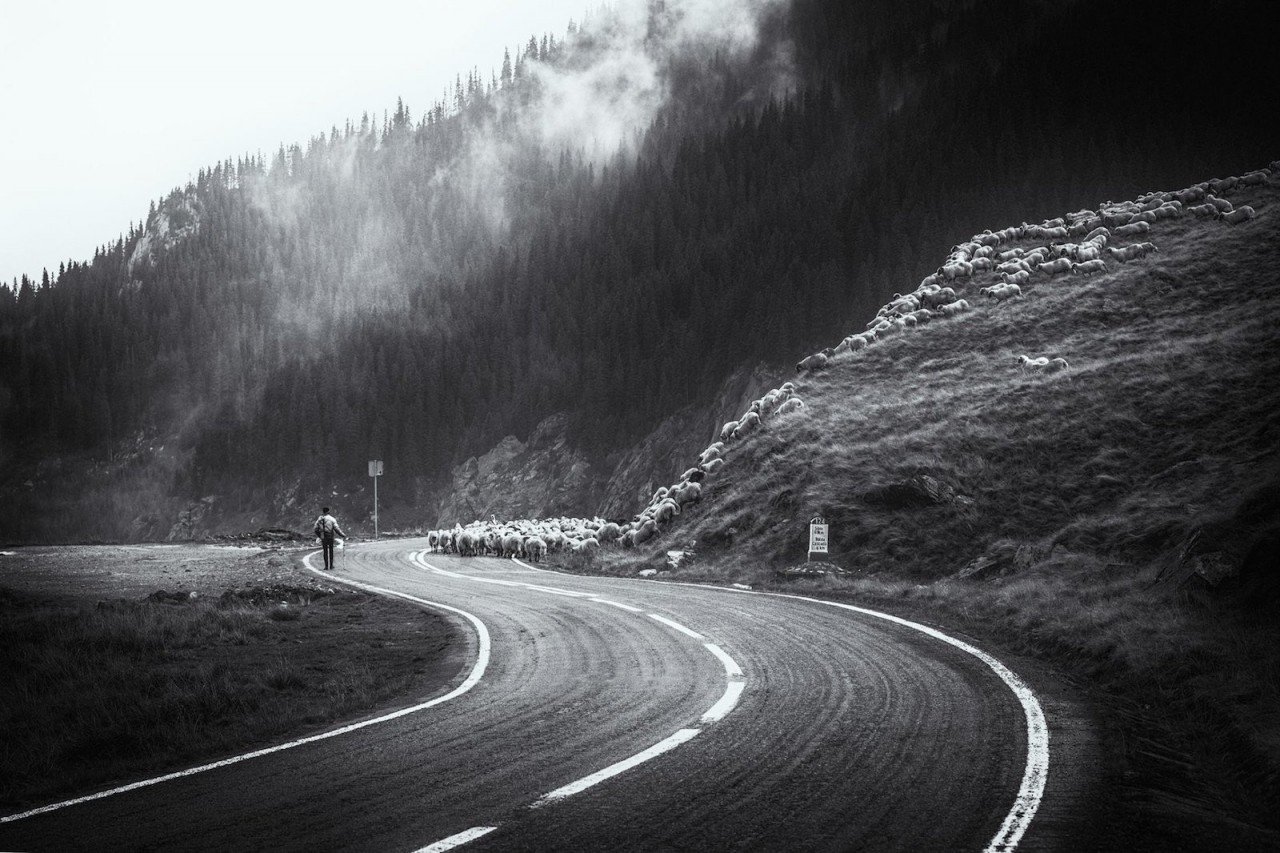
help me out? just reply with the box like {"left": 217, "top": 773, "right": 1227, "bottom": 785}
{"left": 432, "top": 414, "right": 603, "bottom": 525}
{"left": 597, "top": 364, "right": 781, "bottom": 519}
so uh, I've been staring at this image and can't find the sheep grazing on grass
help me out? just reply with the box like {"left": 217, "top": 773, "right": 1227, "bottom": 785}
{"left": 1113, "top": 220, "right": 1151, "bottom": 238}
{"left": 981, "top": 283, "right": 1022, "bottom": 302}
{"left": 1208, "top": 176, "right": 1238, "bottom": 194}
{"left": 1238, "top": 169, "right": 1270, "bottom": 187}
{"left": 1106, "top": 242, "right": 1157, "bottom": 262}
{"left": 1187, "top": 202, "right": 1219, "bottom": 218}
{"left": 731, "top": 410, "right": 761, "bottom": 441}
{"left": 775, "top": 397, "right": 806, "bottom": 416}
{"left": 934, "top": 298, "right": 971, "bottom": 318}
{"left": 701, "top": 457, "right": 726, "bottom": 475}
{"left": 525, "top": 537, "right": 548, "bottom": 562}
{"left": 1071, "top": 259, "right": 1108, "bottom": 276}
{"left": 796, "top": 349, "right": 832, "bottom": 374}
{"left": 1221, "top": 206, "right": 1255, "bottom": 225}
{"left": 1018, "top": 355, "right": 1069, "bottom": 373}
{"left": 698, "top": 443, "right": 724, "bottom": 466}
{"left": 1000, "top": 270, "right": 1031, "bottom": 286}
{"left": 1037, "top": 256, "right": 1072, "bottom": 276}
{"left": 719, "top": 420, "right": 738, "bottom": 441}
{"left": 1206, "top": 196, "right": 1233, "bottom": 213}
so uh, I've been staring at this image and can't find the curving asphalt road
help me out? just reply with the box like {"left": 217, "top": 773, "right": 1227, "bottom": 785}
{"left": 0, "top": 539, "right": 1099, "bottom": 852}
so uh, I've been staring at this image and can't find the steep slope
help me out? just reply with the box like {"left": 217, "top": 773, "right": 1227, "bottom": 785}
{"left": 606, "top": 169, "right": 1280, "bottom": 848}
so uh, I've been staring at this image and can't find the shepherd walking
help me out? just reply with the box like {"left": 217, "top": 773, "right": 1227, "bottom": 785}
{"left": 314, "top": 506, "right": 348, "bottom": 571}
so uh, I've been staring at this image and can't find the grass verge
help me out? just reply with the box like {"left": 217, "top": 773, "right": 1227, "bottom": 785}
{"left": 0, "top": 582, "right": 455, "bottom": 812}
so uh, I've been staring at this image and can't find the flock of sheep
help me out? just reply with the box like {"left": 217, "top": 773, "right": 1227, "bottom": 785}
{"left": 794, "top": 163, "right": 1272, "bottom": 376}
{"left": 424, "top": 163, "right": 1273, "bottom": 560}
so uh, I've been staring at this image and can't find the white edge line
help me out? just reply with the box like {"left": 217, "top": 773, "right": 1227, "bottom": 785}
{"left": 703, "top": 642, "right": 743, "bottom": 678}
{"left": 521, "top": 584, "right": 594, "bottom": 598}
{"left": 0, "top": 551, "right": 492, "bottom": 826}
{"left": 648, "top": 613, "right": 704, "bottom": 640}
{"left": 700, "top": 681, "right": 745, "bottom": 724}
{"left": 535, "top": 728, "right": 701, "bottom": 805}
{"left": 779, "top": 594, "right": 1049, "bottom": 853}
{"left": 413, "top": 826, "right": 499, "bottom": 852}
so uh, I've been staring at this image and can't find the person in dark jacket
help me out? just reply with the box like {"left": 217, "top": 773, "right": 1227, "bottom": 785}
{"left": 313, "top": 507, "right": 348, "bottom": 571}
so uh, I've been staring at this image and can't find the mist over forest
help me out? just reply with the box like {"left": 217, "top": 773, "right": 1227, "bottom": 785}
{"left": 2, "top": 0, "right": 1276, "bottom": 541}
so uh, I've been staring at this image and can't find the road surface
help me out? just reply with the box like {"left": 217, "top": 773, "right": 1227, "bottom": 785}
{"left": 0, "top": 539, "right": 1099, "bottom": 851}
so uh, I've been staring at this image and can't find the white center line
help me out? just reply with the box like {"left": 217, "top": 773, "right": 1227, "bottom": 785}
{"left": 647, "top": 613, "right": 704, "bottom": 639}
{"left": 413, "top": 826, "right": 499, "bottom": 852}
{"left": 536, "top": 728, "right": 703, "bottom": 805}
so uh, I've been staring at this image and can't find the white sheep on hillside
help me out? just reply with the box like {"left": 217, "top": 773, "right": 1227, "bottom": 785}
{"left": 731, "top": 410, "right": 761, "bottom": 440}
{"left": 698, "top": 443, "right": 724, "bottom": 465}
{"left": 1071, "top": 259, "right": 1108, "bottom": 276}
{"left": 775, "top": 397, "right": 806, "bottom": 416}
{"left": 1017, "top": 355, "right": 1069, "bottom": 373}
{"left": 1000, "top": 270, "right": 1031, "bottom": 286}
{"left": 1206, "top": 196, "right": 1232, "bottom": 213}
{"left": 935, "top": 298, "right": 971, "bottom": 317}
{"left": 982, "top": 282, "right": 1023, "bottom": 302}
{"left": 796, "top": 349, "right": 832, "bottom": 374}
{"left": 701, "top": 457, "right": 726, "bottom": 475}
{"left": 1106, "top": 242, "right": 1157, "bottom": 262}
{"left": 1038, "top": 256, "right": 1072, "bottom": 276}
{"left": 1207, "top": 176, "right": 1238, "bottom": 194}
{"left": 1113, "top": 220, "right": 1151, "bottom": 238}
{"left": 1238, "top": 169, "right": 1270, "bottom": 187}
{"left": 1187, "top": 203, "right": 1219, "bottom": 218}
{"left": 1221, "top": 206, "right": 1255, "bottom": 224}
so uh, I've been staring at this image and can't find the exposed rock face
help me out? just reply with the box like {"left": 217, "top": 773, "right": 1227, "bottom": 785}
{"left": 597, "top": 364, "right": 780, "bottom": 519}
{"left": 429, "top": 365, "right": 783, "bottom": 526}
{"left": 432, "top": 414, "right": 602, "bottom": 525}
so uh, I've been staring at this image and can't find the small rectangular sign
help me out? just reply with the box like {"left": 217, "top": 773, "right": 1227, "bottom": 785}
{"left": 368, "top": 460, "right": 384, "bottom": 477}
{"left": 809, "top": 522, "right": 828, "bottom": 554}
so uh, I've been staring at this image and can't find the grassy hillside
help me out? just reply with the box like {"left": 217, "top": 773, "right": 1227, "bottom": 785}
{"left": 597, "top": 172, "right": 1280, "bottom": 848}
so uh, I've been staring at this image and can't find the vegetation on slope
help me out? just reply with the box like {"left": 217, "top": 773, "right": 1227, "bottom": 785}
{"left": 4, "top": 0, "right": 1279, "bottom": 541}
{"left": 597, "top": 176, "right": 1280, "bottom": 849}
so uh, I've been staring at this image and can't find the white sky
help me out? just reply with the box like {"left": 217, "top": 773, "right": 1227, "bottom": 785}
{"left": 0, "top": 0, "right": 589, "bottom": 284}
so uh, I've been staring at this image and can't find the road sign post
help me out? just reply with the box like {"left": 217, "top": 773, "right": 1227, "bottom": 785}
{"left": 368, "top": 459, "right": 383, "bottom": 540}
{"left": 808, "top": 516, "right": 828, "bottom": 563}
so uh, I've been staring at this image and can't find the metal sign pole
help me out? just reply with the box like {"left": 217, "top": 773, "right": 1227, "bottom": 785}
{"left": 368, "top": 459, "right": 384, "bottom": 540}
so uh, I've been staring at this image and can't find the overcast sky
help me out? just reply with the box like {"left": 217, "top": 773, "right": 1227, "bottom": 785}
{"left": 1, "top": 1, "right": 589, "bottom": 284}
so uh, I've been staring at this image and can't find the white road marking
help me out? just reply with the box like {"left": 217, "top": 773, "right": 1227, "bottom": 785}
{"left": 770, "top": 594, "right": 1049, "bottom": 853}
{"left": 704, "top": 642, "right": 743, "bottom": 678}
{"left": 647, "top": 613, "right": 704, "bottom": 640}
{"left": 700, "top": 681, "right": 745, "bottom": 724}
{"left": 413, "top": 826, "right": 499, "bottom": 852}
{"left": 591, "top": 598, "right": 645, "bottom": 613}
{"left": 521, "top": 584, "right": 594, "bottom": 598}
{"left": 536, "top": 728, "right": 702, "bottom": 805}
{"left": 1, "top": 551, "right": 492, "bottom": 826}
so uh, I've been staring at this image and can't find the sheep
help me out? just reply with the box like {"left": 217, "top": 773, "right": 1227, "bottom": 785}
{"left": 597, "top": 523, "right": 621, "bottom": 544}
{"left": 938, "top": 261, "right": 975, "bottom": 281}
{"left": 1221, "top": 206, "right": 1255, "bottom": 224}
{"left": 1000, "top": 270, "right": 1031, "bottom": 286}
{"left": 1152, "top": 202, "right": 1182, "bottom": 220}
{"left": 1187, "top": 202, "right": 1219, "bottom": 218}
{"left": 672, "top": 481, "right": 702, "bottom": 507}
{"left": 935, "top": 298, "right": 971, "bottom": 317}
{"left": 1106, "top": 242, "right": 1156, "bottom": 262}
{"left": 633, "top": 519, "right": 658, "bottom": 545}
{"left": 1173, "top": 186, "right": 1206, "bottom": 205}
{"left": 918, "top": 286, "right": 958, "bottom": 310}
{"left": 1045, "top": 357, "right": 1070, "bottom": 373}
{"left": 1208, "top": 176, "right": 1238, "bottom": 194}
{"left": 653, "top": 500, "right": 679, "bottom": 524}
{"left": 796, "top": 350, "right": 832, "bottom": 374}
{"left": 1037, "top": 256, "right": 1072, "bottom": 276}
{"left": 701, "top": 457, "right": 726, "bottom": 475}
{"left": 970, "top": 256, "right": 994, "bottom": 272}
{"left": 720, "top": 420, "right": 738, "bottom": 441}
{"left": 1238, "top": 169, "right": 1270, "bottom": 187}
{"left": 983, "top": 282, "right": 1022, "bottom": 302}
{"left": 1074, "top": 244, "right": 1104, "bottom": 262}
{"left": 997, "top": 259, "right": 1034, "bottom": 277}
{"left": 1018, "top": 355, "right": 1049, "bottom": 372}
{"left": 572, "top": 537, "right": 600, "bottom": 553}
{"left": 698, "top": 443, "right": 724, "bottom": 466}
{"left": 731, "top": 410, "right": 761, "bottom": 440}
{"left": 1113, "top": 220, "right": 1151, "bottom": 238}
{"left": 776, "top": 397, "right": 806, "bottom": 416}
{"left": 1206, "top": 195, "right": 1233, "bottom": 213}
{"left": 681, "top": 467, "right": 706, "bottom": 484}
{"left": 1071, "top": 259, "right": 1108, "bottom": 276}
{"left": 1083, "top": 226, "right": 1111, "bottom": 243}
{"left": 525, "top": 537, "right": 548, "bottom": 562}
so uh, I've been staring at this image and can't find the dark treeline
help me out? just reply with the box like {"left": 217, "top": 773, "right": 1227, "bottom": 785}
{"left": 2, "top": 0, "right": 1276, "bottom": 539}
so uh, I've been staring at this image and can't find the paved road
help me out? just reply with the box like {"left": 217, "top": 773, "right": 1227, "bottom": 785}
{"left": 0, "top": 539, "right": 1097, "bottom": 851}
